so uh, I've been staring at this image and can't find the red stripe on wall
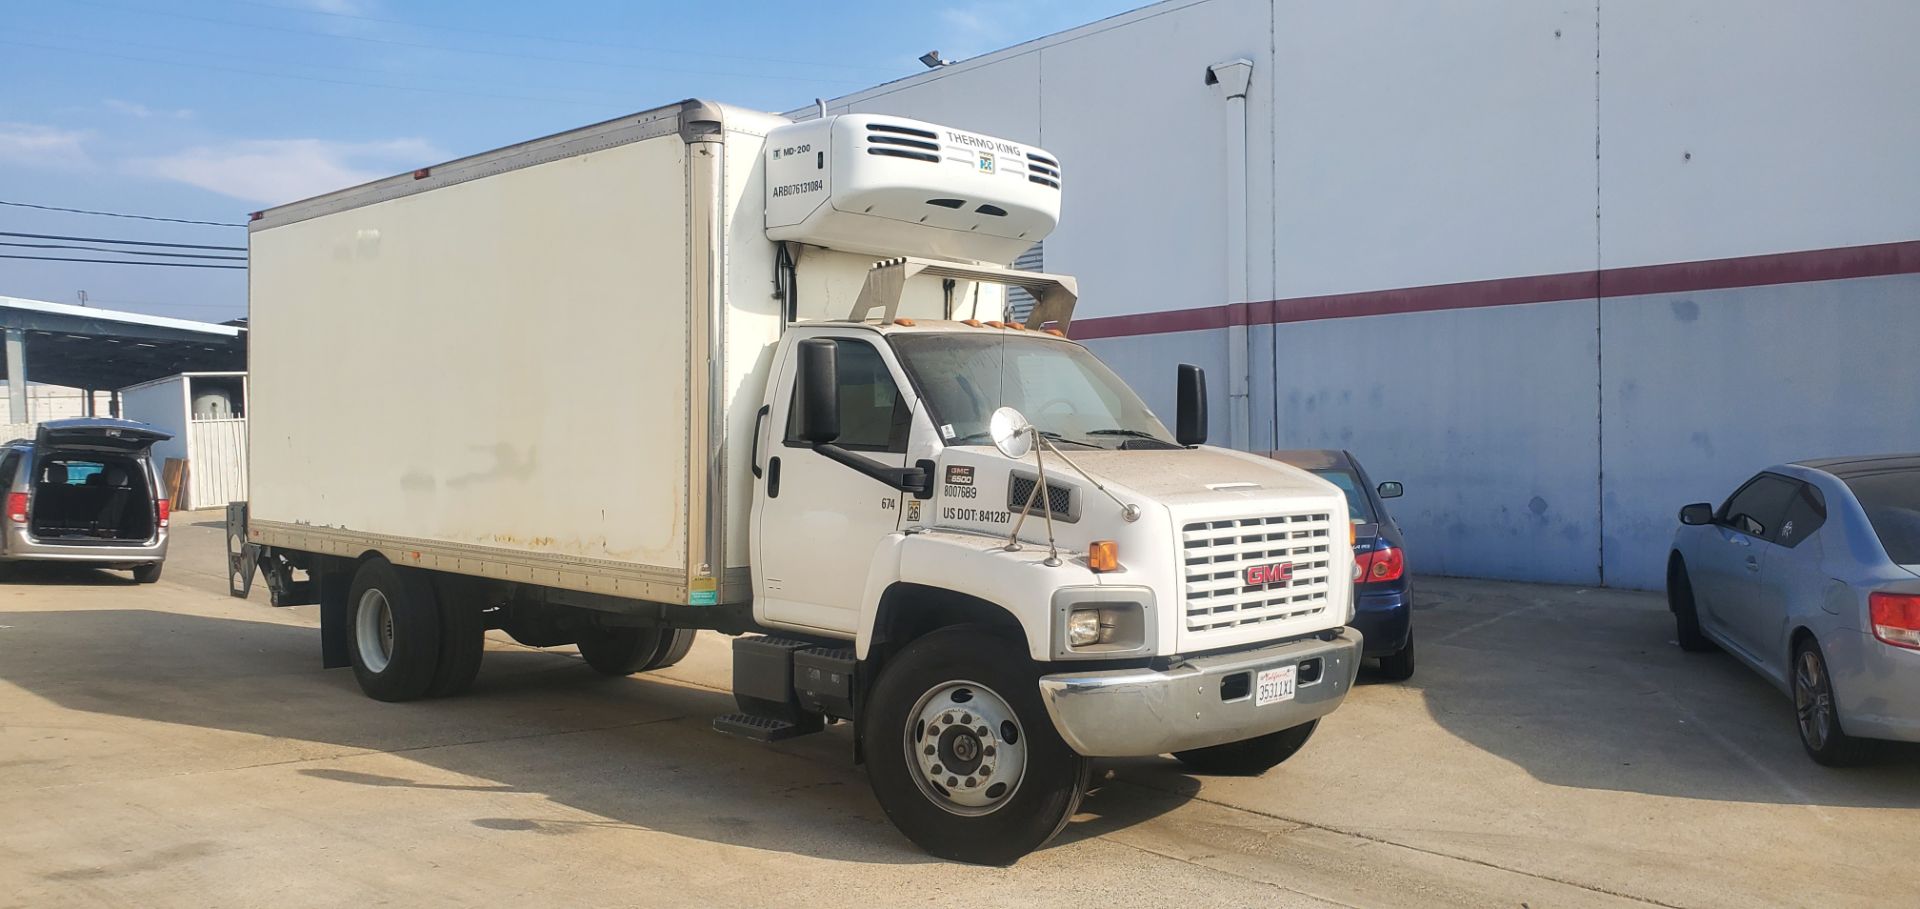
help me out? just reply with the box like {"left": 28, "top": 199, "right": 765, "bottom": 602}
{"left": 1069, "top": 240, "right": 1920, "bottom": 341}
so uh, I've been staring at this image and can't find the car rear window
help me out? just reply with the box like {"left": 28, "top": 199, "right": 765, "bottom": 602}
{"left": 1844, "top": 469, "right": 1920, "bottom": 565}
{"left": 1311, "top": 468, "right": 1376, "bottom": 524}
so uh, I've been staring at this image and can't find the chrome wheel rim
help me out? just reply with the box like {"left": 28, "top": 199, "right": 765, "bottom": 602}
{"left": 356, "top": 589, "right": 395, "bottom": 674}
{"left": 904, "top": 680, "right": 1027, "bottom": 817}
{"left": 1794, "top": 649, "right": 1831, "bottom": 750}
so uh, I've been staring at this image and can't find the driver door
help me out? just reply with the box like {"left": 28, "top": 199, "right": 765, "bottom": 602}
{"left": 750, "top": 332, "right": 914, "bottom": 634}
{"left": 1692, "top": 473, "right": 1796, "bottom": 658}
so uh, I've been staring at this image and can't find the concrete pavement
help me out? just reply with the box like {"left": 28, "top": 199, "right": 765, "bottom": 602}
{"left": 1, "top": 511, "right": 1915, "bottom": 907}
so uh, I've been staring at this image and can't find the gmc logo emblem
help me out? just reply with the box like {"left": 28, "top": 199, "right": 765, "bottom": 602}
{"left": 1243, "top": 562, "right": 1294, "bottom": 587}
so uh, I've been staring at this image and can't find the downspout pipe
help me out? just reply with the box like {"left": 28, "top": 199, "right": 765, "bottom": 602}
{"left": 1207, "top": 58, "right": 1254, "bottom": 450}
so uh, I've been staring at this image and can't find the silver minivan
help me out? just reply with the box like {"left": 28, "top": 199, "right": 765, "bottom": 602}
{"left": 0, "top": 418, "right": 172, "bottom": 582}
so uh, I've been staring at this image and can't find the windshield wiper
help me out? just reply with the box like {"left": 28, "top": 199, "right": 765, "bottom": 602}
{"left": 1085, "top": 428, "right": 1160, "bottom": 438}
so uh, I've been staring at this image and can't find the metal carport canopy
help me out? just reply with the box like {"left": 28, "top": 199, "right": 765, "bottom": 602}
{"left": 0, "top": 296, "right": 246, "bottom": 418}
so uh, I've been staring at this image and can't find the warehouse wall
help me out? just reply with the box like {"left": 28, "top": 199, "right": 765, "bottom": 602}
{"left": 817, "top": 0, "right": 1920, "bottom": 589}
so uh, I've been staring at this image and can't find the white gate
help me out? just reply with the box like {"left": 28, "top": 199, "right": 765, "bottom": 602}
{"left": 186, "top": 418, "right": 248, "bottom": 509}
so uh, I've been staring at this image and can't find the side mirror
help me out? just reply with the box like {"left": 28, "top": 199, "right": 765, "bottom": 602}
{"left": 1678, "top": 502, "right": 1714, "bottom": 526}
{"left": 1175, "top": 364, "right": 1208, "bottom": 447}
{"left": 1377, "top": 481, "right": 1404, "bottom": 499}
{"left": 797, "top": 338, "right": 840, "bottom": 445}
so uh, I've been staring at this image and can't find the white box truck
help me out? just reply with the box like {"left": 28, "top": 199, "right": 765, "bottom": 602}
{"left": 230, "top": 99, "right": 1362, "bottom": 864}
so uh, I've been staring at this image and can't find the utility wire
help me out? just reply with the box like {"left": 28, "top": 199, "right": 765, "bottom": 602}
{"left": 70, "top": 1, "right": 870, "bottom": 85}
{"left": 0, "top": 232, "right": 245, "bottom": 252}
{"left": 0, "top": 40, "right": 610, "bottom": 108}
{"left": 0, "top": 254, "right": 245, "bottom": 270}
{"left": 0, "top": 242, "right": 246, "bottom": 261}
{"left": 0, "top": 200, "right": 244, "bottom": 228}
{"left": 217, "top": 0, "right": 895, "bottom": 75}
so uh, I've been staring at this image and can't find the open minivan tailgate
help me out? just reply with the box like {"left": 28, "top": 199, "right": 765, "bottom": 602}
{"left": 35, "top": 418, "right": 172, "bottom": 453}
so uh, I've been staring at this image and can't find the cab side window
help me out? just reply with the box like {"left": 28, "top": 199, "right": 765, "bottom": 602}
{"left": 1719, "top": 473, "right": 1798, "bottom": 540}
{"left": 784, "top": 338, "right": 911, "bottom": 454}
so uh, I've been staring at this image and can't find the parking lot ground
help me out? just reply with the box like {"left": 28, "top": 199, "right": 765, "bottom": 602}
{"left": 2, "top": 512, "right": 1916, "bottom": 908}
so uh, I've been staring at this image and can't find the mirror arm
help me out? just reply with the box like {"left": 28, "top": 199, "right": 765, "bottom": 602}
{"left": 814, "top": 444, "right": 935, "bottom": 499}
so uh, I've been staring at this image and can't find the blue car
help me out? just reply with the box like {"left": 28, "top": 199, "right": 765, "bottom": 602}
{"left": 1269, "top": 449, "right": 1415, "bottom": 680}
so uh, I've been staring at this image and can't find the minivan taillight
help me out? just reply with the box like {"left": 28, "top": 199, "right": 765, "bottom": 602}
{"left": 6, "top": 492, "right": 27, "bottom": 524}
{"left": 1869, "top": 592, "right": 1920, "bottom": 650}
{"left": 156, "top": 498, "right": 171, "bottom": 529}
{"left": 1353, "top": 544, "right": 1404, "bottom": 583}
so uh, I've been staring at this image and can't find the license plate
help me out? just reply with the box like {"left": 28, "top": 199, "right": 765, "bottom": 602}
{"left": 1255, "top": 665, "right": 1297, "bottom": 706}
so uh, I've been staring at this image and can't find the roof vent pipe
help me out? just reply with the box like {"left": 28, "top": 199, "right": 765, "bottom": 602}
{"left": 1206, "top": 58, "right": 1254, "bottom": 451}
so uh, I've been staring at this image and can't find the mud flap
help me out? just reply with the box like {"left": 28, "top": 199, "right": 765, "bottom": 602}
{"left": 226, "top": 502, "right": 258, "bottom": 599}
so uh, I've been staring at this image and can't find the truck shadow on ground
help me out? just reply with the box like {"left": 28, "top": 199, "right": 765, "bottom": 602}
{"left": 0, "top": 607, "right": 1194, "bottom": 864}
{"left": 1402, "top": 577, "right": 1920, "bottom": 808}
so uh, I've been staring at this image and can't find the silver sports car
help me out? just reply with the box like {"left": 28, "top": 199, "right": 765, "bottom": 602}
{"left": 1667, "top": 454, "right": 1920, "bottom": 765}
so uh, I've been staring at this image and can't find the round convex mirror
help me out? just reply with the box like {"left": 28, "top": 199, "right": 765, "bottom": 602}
{"left": 988, "top": 407, "right": 1033, "bottom": 460}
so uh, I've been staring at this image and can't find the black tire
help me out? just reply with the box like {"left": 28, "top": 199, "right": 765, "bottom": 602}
{"left": 428, "top": 595, "right": 486, "bottom": 698}
{"left": 642, "top": 627, "right": 697, "bottom": 671}
{"left": 1376, "top": 631, "right": 1416, "bottom": 681}
{"left": 575, "top": 626, "right": 664, "bottom": 676}
{"left": 1174, "top": 719, "right": 1319, "bottom": 775}
{"left": 864, "top": 628, "right": 1090, "bottom": 865}
{"left": 132, "top": 562, "right": 163, "bottom": 584}
{"left": 1791, "top": 637, "right": 1869, "bottom": 767}
{"left": 345, "top": 557, "right": 442, "bottom": 702}
{"left": 1668, "top": 559, "right": 1716, "bottom": 653}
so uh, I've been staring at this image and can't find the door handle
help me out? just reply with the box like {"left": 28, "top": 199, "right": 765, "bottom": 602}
{"left": 750, "top": 405, "right": 769, "bottom": 479}
{"left": 767, "top": 457, "right": 781, "bottom": 499}
{"left": 1744, "top": 555, "right": 1759, "bottom": 572}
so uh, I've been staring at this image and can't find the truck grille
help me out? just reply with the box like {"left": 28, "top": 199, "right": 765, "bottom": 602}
{"left": 1181, "top": 513, "right": 1334, "bottom": 634}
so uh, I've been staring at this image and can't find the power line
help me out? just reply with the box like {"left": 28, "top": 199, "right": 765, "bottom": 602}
{"left": 0, "top": 40, "right": 610, "bottom": 108}
{"left": 0, "top": 242, "right": 246, "bottom": 262}
{"left": 71, "top": 1, "right": 871, "bottom": 85}
{"left": 217, "top": 0, "right": 896, "bottom": 75}
{"left": 0, "top": 254, "right": 245, "bottom": 270}
{"left": 0, "top": 232, "right": 245, "bottom": 252}
{"left": 0, "top": 200, "right": 244, "bottom": 228}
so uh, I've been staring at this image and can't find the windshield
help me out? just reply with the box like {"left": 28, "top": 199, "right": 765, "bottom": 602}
{"left": 888, "top": 333, "right": 1176, "bottom": 450}
{"left": 1844, "top": 469, "right": 1920, "bottom": 565}
{"left": 1310, "top": 468, "right": 1376, "bottom": 524}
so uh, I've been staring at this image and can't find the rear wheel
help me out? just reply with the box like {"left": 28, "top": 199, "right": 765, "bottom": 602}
{"left": 428, "top": 595, "right": 486, "bottom": 698}
{"left": 1375, "top": 631, "right": 1416, "bottom": 681}
{"left": 1792, "top": 637, "right": 1868, "bottom": 767}
{"left": 865, "top": 628, "right": 1090, "bottom": 865}
{"left": 575, "top": 627, "right": 664, "bottom": 676}
{"left": 1174, "top": 720, "right": 1319, "bottom": 775}
{"left": 132, "top": 562, "right": 163, "bottom": 584}
{"left": 346, "top": 557, "right": 442, "bottom": 702}
{"left": 1668, "top": 560, "right": 1715, "bottom": 653}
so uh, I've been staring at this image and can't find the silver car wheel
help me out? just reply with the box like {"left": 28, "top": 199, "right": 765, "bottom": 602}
{"left": 1793, "top": 648, "right": 1832, "bottom": 751}
{"left": 904, "top": 679, "right": 1027, "bottom": 817}
{"left": 355, "top": 588, "right": 396, "bottom": 674}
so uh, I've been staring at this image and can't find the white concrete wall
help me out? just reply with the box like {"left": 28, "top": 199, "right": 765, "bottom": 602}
{"left": 817, "top": 0, "right": 1920, "bottom": 588}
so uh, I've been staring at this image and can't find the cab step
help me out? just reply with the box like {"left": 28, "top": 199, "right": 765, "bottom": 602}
{"left": 712, "top": 713, "right": 823, "bottom": 742}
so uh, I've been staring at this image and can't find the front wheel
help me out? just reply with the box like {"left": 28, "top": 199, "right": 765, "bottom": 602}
{"left": 1668, "top": 560, "right": 1715, "bottom": 653}
{"left": 1174, "top": 720, "right": 1318, "bottom": 775}
{"left": 865, "top": 628, "right": 1090, "bottom": 865}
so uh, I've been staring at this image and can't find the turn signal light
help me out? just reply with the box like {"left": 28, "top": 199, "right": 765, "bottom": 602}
{"left": 1869, "top": 592, "right": 1920, "bottom": 649}
{"left": 1088, "top": 540, "right": 1119, "bottom": 573}
{"left": 6, "top": 492, "right": 26, "bottom": 524}
{"left": 157, "top": 498, "right": 171, "bottom": 529}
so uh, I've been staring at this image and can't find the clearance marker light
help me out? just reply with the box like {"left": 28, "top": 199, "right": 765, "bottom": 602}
{"left": 1088, "top": 540, "right": 1119, "bottom": 572}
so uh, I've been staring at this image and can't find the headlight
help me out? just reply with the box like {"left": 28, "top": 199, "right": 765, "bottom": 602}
{"left": 1051, "top": 587, "right": 1155, "bottom": 659}
{"left": 1067, "top": 608, "right": 1109, "bottom": 646}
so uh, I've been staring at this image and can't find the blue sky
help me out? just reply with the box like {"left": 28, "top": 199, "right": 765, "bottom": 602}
{"left": 1, "top": 0, "right": 1136, "bottom": 321}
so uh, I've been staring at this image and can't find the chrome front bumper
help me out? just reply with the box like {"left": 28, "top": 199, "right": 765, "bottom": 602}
{"left": 1036, "top": 627, "right": 1362, "bottom": 757}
